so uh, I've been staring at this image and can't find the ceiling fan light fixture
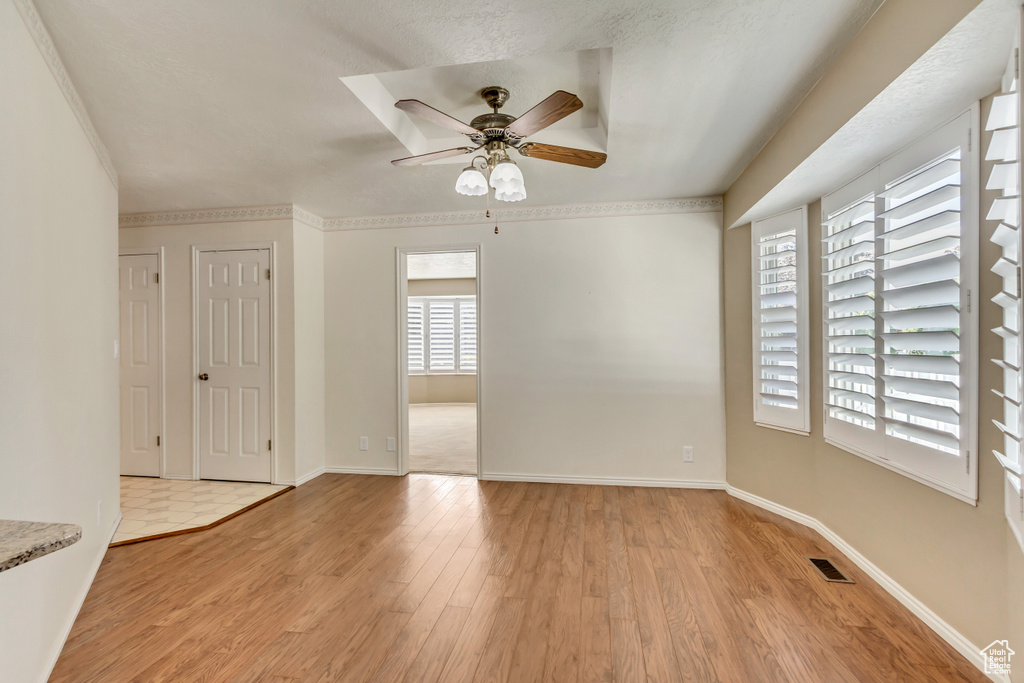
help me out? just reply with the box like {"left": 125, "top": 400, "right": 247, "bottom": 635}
{"left": 489, "top": 158, "right": 525, "bottom": 192}
{"left": 495, "top": 185, "right": 527, "bottom": 202}
{"left": 455, "top": 166, "right": 488, "bottom": 196}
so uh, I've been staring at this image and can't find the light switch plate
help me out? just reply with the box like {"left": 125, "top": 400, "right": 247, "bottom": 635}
{"left": 386, "top": 437, "right": 396, "bottom": 452}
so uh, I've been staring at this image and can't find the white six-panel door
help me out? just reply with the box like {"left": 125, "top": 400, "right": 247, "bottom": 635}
{"left": 197, "top": 249, "right": 272, "bottom": 483}
{"left": 119, "top": 254, "right": 162, "bottom": 477}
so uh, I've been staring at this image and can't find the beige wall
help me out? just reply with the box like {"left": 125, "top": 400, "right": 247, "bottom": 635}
{"left": 723, "top": 93, "right": 1013, "bottom": 657}
{"left": 119, "top": 218, "right": 323, "bottom": 485}
{"left": 325, "top": 212, "right": 727, "bottom": 483}
{"left": 408, "top": 278, "right": 475, "bottom": 296}
{"left": 724, "top": 0, "right": 981, "bottom": 228}
{"left": 293, "top": 222, "right": 326, "bottom": 482}
{"left": 409, "top": 374, "right": 477, "bottom": 404}
{"left": 0, "top": 2, "right": 121, "bottom": 680}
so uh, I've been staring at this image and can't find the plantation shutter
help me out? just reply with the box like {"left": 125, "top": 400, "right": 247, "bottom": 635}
{"left": 408, "top": 299, "right": 426, "bottom": 374}
{"left": 988, "top": 34, "right": 1024, "bottom": 548}
{"left": 428, "top": 300, "right": 457, "bottom": 372}
{"left": 822, "top": 109, "right": 978, "bottom": 503}
{"left": 878, "top": 149, "right": 965, "bottom": 454}
{"left": 823, "top": 190, "right": 877, "bottom": 435}
{"left": 458, "top": 299, "right": 477, "bottom": 373}
{"left": 751, "top": 207, "right": 810, "bottom": 434}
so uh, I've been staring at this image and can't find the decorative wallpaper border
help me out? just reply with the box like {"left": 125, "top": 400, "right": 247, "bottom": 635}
{"left": 118, "top": 204, "right": 323, "bottom": 230}
{"left": 323, "top": 197, "right": 722, "bottom": 231}
{"left": 120, "top": 197, "right": 722, "bottom": 230}
{"left": 14, "top": 0, "right": 118, "bottom": 189}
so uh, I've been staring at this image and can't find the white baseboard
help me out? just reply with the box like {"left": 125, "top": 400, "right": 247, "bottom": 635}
{"left": 481, "top": 472, "right": 727, "bottom": 489}
{"left": 726, "top": 486, "right": 1006, "bottom": 683}
{"left": 42, "top": 512, "right": 121, "bottom": 683}
{"left": 410, "top": 402, "right": 476, "bottom": 407}
{"left": 325, "top": 466, "right": 402, "bottom": 476}
{"left": 161, "top": 474, "right": 194, "bottom": 481}
{"left": 285, "top": 467, "right": 326, "bottom": 487}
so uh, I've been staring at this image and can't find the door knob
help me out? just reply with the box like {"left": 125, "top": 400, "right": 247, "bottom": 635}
{"left": 198, "top": 373, "right": 209, "bottom": 381}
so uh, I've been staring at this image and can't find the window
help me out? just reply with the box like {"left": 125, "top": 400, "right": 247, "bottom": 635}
{"left": 408, "top": 296, "right": 477, "bottom": 375}
{"left": 752, "top": 206, "right": 810, "bottom": 434}
{"left": 822, "top": 108, "right": 979, "bottom": 503}
{"left": 988, "top": 37, "right": 1024, "bottom": 550}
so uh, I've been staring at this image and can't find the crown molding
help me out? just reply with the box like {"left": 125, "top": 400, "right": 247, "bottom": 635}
{"left": 322, "top": 197, "right": 722, "bottom": 231}
{"left": 119, "top": 197, "right": 722, "bottom": 230}
{"left": 119, "top": 204, "right": 323, "bottom": 230}
{"left": 14, "top": 0, "right": 118, "bottom": 190}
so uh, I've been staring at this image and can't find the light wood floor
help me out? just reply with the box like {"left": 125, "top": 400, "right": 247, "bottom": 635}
{"left": 409, "top": 404, "right": 477, "bottom": 475}
{"left": 51, "top": 474, "right": 986, "bottom": 682}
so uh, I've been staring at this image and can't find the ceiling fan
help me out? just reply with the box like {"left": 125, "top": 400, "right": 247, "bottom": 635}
{"left": 391, "top": 86, "right": 607, "bottom": 202}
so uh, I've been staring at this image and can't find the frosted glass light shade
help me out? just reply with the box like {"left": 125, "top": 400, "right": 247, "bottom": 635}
{"left": 489, "top": 160, "right": 525, "bottom": 192}
{"left": 455, "top": 168, "right": 488, "bottom": 196}
{"left": 495, "top": 185, "right": 527, "bottom": 202}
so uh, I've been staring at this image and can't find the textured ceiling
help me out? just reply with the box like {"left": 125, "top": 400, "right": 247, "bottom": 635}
{"left": 33, "top": 0, "right": 883, "bottom": 218}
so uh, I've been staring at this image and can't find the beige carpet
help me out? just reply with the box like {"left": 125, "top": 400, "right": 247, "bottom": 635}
{"left": 409, "top": 404, "right": 477, "bottom": 475}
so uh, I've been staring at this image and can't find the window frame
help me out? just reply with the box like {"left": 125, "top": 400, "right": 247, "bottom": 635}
{"left": 408, "top": 295, "right": 477, "bottom": 376}
{"left": 821, "top": 107, "right": 980, "bottom": 505}
{"left": 751, "top": 206, "right": 811, "bottom": 435}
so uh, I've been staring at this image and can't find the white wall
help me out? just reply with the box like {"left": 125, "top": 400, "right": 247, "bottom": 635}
{"left": 293, "top": 221, "right": 326, "bottom": 483}
{"left": 119, "top": 219, "right": 302, "bottom": 483}
{"left": 324, "top": 212, "right": 726, "bottom": 484}
{"left": 0, "top": 1, "right": 120, "bottom": 680}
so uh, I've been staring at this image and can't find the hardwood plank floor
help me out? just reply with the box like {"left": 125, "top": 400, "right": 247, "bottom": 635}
{"left": 51, "top": 474, "right": 987, "bottom": 682}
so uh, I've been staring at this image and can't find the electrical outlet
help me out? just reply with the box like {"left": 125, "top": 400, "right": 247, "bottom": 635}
{"left": 386, "top": 437, "right": 396, "bottom": 452}
{"left": 359, "top": 436, "right": 369, "bottom": 451}
{"left": 97, "top": 500, "right": 102, "bottom": 527}
{"left": 683, "top": 446, "right": 694, "bottom": 463}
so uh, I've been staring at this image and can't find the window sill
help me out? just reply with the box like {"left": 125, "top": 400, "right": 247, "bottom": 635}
{"left": 755, "top": 422, "right": 810, "bottom": 437}
{"left": 824, "top": 436, "right": 977, "bottom": 506}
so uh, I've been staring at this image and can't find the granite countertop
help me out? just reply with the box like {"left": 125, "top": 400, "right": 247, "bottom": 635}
{"left": 0, "top": 520, "right": 82, "bottom": 573}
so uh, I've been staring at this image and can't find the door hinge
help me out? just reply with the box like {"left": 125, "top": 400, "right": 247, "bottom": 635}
{"left": 967, "top": 129, "right": 972, "bottom": 153}
{"left": 1017, "top": 267, "right": 1022, "bottom": 298}
{"left": 266, "top": 268, "right": 271, "bottom": 280}
{"left": 966, "top": 451, "right": 970, "bottom": 474}
{"left": 966, "top": 289, "right": 971, "bottom": 313}
{"left": 268, "top": 439, "right": 272, "bottom": 451}
{"left": 154, "top": 272, "right": 159, "bottom": 284}
{"left": 157, "top": 435, "right": 161, "bottom": 447}
{"left": 1016, "top": 48, "right": 1020, "bottom": 80}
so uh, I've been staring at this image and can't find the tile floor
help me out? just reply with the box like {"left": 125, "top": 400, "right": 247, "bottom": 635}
{"left": 113, "top": 477, "right": 289, "bottom": 545}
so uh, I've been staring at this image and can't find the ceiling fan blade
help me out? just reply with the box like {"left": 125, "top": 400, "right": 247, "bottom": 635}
{"left": 504, "top": 91, "right": 583, "bottom": 138}
{"left": 391, "top": 146, "right": 479, "bottom": 166}
{"left": 518, "top": 142, "right": 607, "bottom": 169}
{"left": 395, "top": 99, "right": 479, "bottom": 136}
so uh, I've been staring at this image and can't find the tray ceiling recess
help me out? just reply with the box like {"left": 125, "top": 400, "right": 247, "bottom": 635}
{"left": 342, "top": 49, "right": 610, "bottom": 168}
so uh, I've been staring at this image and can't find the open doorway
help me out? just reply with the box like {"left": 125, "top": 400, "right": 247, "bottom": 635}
{"left": 399, "top": 248, "right": 480, "bottom": 476}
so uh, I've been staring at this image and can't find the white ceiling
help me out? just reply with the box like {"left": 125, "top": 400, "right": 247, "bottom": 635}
{"left": 33, "top": 0, "right": 883, "bottom": 218}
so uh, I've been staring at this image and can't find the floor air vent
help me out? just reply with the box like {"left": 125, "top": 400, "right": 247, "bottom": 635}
{"left": 806, "top": 557, "right": 854, "bottom": 584}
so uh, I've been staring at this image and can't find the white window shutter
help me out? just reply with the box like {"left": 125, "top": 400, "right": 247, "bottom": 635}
{"left": 459, "top": 299, "right": 477, "bottom": 372}
{"left": 822, "top": 109, "right": 979, "bottom": 503}
{"left": 752, "top": 206, "right": 810, "bottom": 434}
{"left": 408, "top": 300, "right": 425, "bottom": 374}
{"left": 823, "top": 192, "right": 878, "bottom": 435}
{"left": 427, "top": 300, "right": 456, "bottom": 372}
{"left": 988, "top": 30, "right": 1024, "bottom": 551}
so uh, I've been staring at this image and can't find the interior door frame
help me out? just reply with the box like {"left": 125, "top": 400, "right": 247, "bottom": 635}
{"left": 396, "top": 244, "right": 482, "bottom": 477}
{"left": 118, "top": 247, "right": 167, "bottom": 478}
{"left": 192, "top": 242, "right": 278, "bottom": 483}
